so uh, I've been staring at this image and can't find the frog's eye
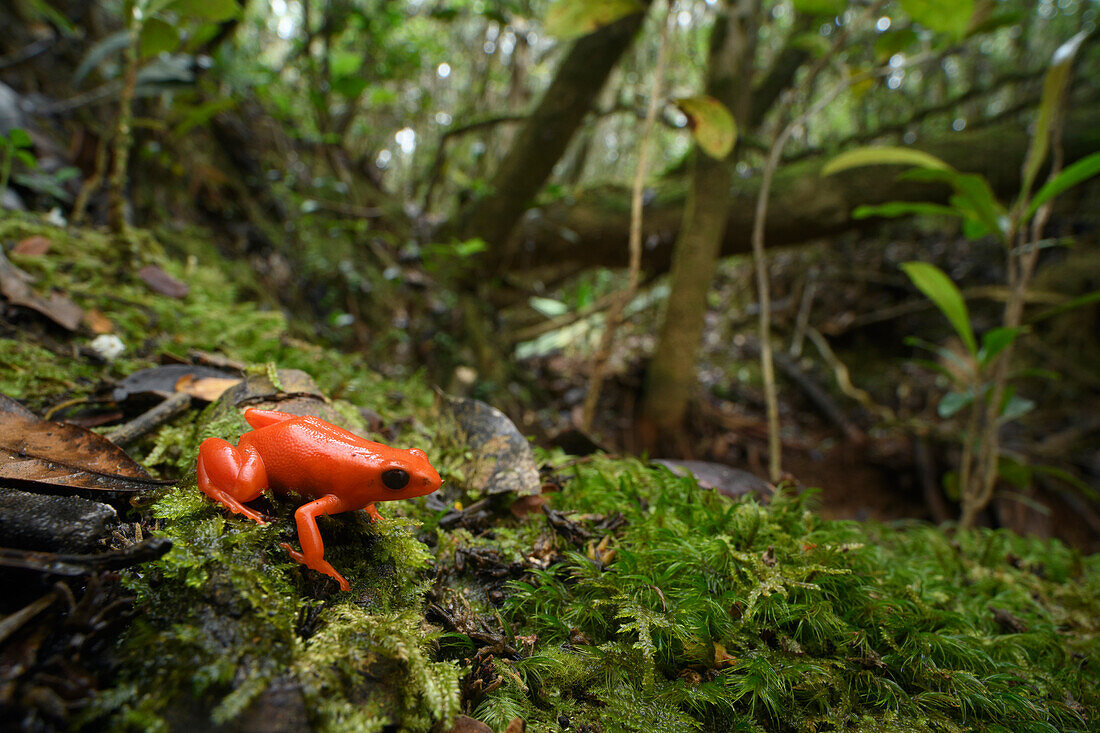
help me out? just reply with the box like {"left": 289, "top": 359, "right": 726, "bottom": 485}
{"left": 382, "top": 469, "right": 410, "bottom": 490}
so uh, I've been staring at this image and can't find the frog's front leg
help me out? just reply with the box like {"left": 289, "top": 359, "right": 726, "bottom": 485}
{"left": 197, "top": 438, "right": 269, "bottom": 523}
{"left": 280, "top": 494, "right": 356, "bottom": 591}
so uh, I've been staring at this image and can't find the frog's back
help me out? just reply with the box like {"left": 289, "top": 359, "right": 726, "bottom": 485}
{"left": 241, "top": 416, "right": 383, "bottom": 496}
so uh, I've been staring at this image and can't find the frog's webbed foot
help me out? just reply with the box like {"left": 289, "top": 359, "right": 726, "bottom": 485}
{"left": 282, "top": 494, "right": 355, "bottom": 591}
{"left": 197, "top": 438, "right": 269, "bottom": 523}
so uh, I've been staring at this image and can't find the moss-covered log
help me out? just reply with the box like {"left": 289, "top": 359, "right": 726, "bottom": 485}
{"left": 508, "top": 105, "right": 1100, "bottom": 275}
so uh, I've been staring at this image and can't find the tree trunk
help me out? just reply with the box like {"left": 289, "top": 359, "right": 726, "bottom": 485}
{"left": 639, "top": 0, "right": 759, "bottom": 444}
{"left": 455, "top": 2, "right": 652, "bottom": 266}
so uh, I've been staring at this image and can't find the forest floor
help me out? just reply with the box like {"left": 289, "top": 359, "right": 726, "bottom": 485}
{"left": 507, "top": 226, "right": 1100, "bottom": 553}
{"left": 0, "top": 212, "right": 1098, "bottom": 732}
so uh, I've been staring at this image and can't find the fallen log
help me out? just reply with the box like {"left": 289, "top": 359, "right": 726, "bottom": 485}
{"left": 504, "top": 104, "right": 1100, "bottom": 275}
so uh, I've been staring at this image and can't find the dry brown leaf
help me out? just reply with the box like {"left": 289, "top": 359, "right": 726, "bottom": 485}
{"left": 713, "top": 641, "right": 736, "bottom": 669}
{"left": 137, "top": 264, "right": 189, "bottom": 299}
{"left": 509, "top": 494, "right": 546, "bottom": 519}
{"left": 174, "top": 374, "right": 241, "bottom": 402}
{"left": 113, "top": 364, "right": 240, "bottom": 401}
{"left": 445, "top": 716, "right": 493, "bottom": 733}
{"left": 0, "top": 393, "right": 169, "bottom": 493}
{"left": 82, "top": 308, "right": 114, "bottom": 334}
{"left": 13, "top": 236, "right": 51, "bottom": 256}
{"left": 0, "top": 250, "right": 82, "bottom": 331}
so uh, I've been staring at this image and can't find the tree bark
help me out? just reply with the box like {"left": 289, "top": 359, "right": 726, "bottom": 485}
{"left": 507, "top": 104, "right": 1100, "bottom": 277}
{"left": 640, "top": 0, "right": 759, "bottom": 442}
{"left": 455, "top": 2, "right": 653, "bottom": 266}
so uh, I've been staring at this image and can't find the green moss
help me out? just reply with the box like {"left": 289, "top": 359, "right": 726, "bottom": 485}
{"left": 6, "top": 212, "right": 1097, "bottom": 731}
{"left": 295, "top": 605, "right": 460, "bottom": 732}
{"left": 479, "top": 460, "right": 1099, "bottom": 732}
{"left": 96, "top": 477, "right": 457, "bottom": 729}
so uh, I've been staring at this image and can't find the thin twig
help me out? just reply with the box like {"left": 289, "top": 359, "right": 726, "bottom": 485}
{"left": 108, "top": 3, "right": 141, "bottom": 234}
{"left": 71, "top": 129, "right": 110, "bottom": 225}
{"left": 750, "top": 0, "right": 889, "bottom": 481}
{"left": 0, "top": 37, "right": 54, "bottom": 71}
{"left": 106, "top": 391, "right": 193, "bottom": 447}
{"left": 580, "top": 4, "right": 672, "bottom": 433}
{"left": 805, "top": 326, "right": 895, "bottom": 424}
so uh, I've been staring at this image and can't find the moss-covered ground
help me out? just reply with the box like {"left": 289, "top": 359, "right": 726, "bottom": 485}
{"left": 1, "top": 212, "right": 1098, "bottom": 732}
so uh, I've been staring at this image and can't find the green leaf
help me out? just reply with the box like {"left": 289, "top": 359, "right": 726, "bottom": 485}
{"left": 900, "top": 0, "right": 975, "bottom": 38}
{"left": 1028, "top": 289, "right": 1100, "bottom": 324}
{"left": 1024, "top": 152, "right": 1100, "bottom": 222}
{"left": 14, "top": 150, "right": 37, "bottom": 168}
{"left": 902, "top": 168, "right": 1007, "bottom": 241}
{"left": 821, "top": 146, "right": 952, "bottom": 176}
{"left": 997, "top": 455, "right": 1032, "bottom": 491}
{"left": 791, "top": 0, "right": 845, "bottom": 16}
{"left": 675, "top": 96, "right": 737, "bottom": 159}
{"left": 171, "top": 98, "right": 237, "bottom": 138}
{"left": 965, "top": 2, "right": 1024, "bottom": 38}
{"left": 938, "top": 390, "right": 973, "bottom": 418}
{"left": 7, "top": 128, "right": 32, "bottom": 149}
{"left": 909, "top": 357, "right": 955, "bottom": 380}
{"left": 1008, "top": 367, "right": 1060, "bottom": 382}
{"left": 453, "top": 239, "right": 486, "bottom": 257}
{"left": 900, "top": 261, "right": 977, "bottom": 355}
{"left": 73, "top": 30, "right": 131, "bottom": 87}
{"left": 530, "top": 296, "right": 569, "bottom": 318}
{"left": 544, "top": 0, "right": 644, "bottom": 40}
{"left": 942, "top": 470, "right": 960, "bottom": 501}
{"left": 950, "top": 174, "right": 1008, "bottom": 241}
{"left": 978, "top": 327, "right": 1023, "bottom": 367}
{"left": 999, "top": 395, "right": 1035, "bottom": 423}
{"left": 874, "top": 29, "right": 919, "bottom": 61}
{"left": 140, "top": 17, "right": 180, "bottom": 58}
{"left": 53, "top": 166, "right": 80, "bottom": 183}
{"left": 904, "top": 336, "right": 972, "bottom": 378}
{"left": 1020, "top": 31, "right": 1088, "bottom": 202}
{"left": 789, "top": 31, "right": 830, "bottom": 57}
{"left": 329, "top": 50, "right": 361, "bottom": 78}
{"left": 171, "top": 0, "right": 242, "bottom": 22}
{"left": 333, "top": 75, "right": 369, "bottom": 100}
{"left": 852, "top": 201, "right": 962, "bottom": 220}
{"left": 1031, "top": 464, "right": 1098, "bottom": 501}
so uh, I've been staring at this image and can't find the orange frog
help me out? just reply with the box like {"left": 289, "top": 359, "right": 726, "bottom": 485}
{"left": 196, "top": 408, "right": 442, "bottom": 590}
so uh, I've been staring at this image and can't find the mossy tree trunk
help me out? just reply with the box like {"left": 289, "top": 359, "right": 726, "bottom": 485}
{"left": 640, "top": 0, "right": 759, "bottom": 447}
{"left": 455, "top": 2, "right": 653, "bottom": 269}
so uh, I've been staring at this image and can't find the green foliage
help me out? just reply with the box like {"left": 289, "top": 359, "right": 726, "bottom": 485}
{"left": 821, "top": 147, "right": 952, "bottom": 176}
{"left": 899, "top": 0, "right": 975, "bottom": 38}
{"left": 675, "top": 96, "right": 737, "bottom": 160}
{"left": 484, "top": 460, "right": 1100, "bottom": 730}
{"left": 899, "top": 261, "right": 977, "bottom": 356}
{"left": 0, "top": 128, "right": 35, "bottom": 194}
{"left": 1020, "top": 31, "right": 1089, "bottom": 203}
{"left": 790, "top": 0, "right": 845, "bottom": 17}
{"left": 171, "top": 0, "right": 243, "bottom": 23}
{"left": 819, "top": 27, "right": 1098, "bottom": 525}
{"left": 1025, "top": 151, "right": 1100, "bottom": 222}
{"left": 544, "top": 0, "right": 645, "bottom": 40}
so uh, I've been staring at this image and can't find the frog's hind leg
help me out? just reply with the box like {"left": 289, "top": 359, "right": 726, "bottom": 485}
{"left": 243, "top": 408, "right": 299, "bottom": 429}
{"left": 197, "top": 438, "right": 269, "bottom": 523}
{"left": 280, "top": 494, "right": 356, "bottom": 591}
